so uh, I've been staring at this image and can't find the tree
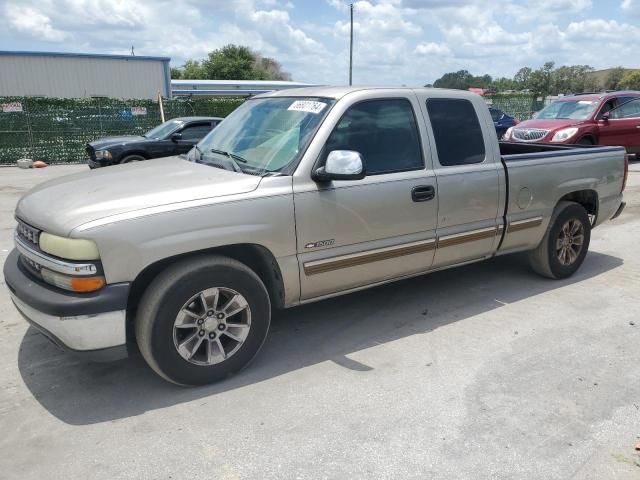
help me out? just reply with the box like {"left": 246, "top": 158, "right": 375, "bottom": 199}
{"left": 604, "top": 67, "right": 626, "bottom": 90}
{"left": 431, "top": 70, "right": 493, "bottom": 90}
{"left": 432, "top": 70, "right": 474, "bottom": 89}
{"left": 514, "top": 67, "right": 532, "bottom": 90}
{"left": 528, "top": 62, "right": 555, "bottom": 97}
{"left": 619, "top": 70, "right": 640, "bottom": 90}
{"left": 551, "top": 64, "right": 594, "bottom": 95}
{"left": 171, "top": 44, "right": 291, "bottom": 81}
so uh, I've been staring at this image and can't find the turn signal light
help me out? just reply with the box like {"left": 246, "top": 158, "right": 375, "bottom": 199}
{"left": 70, "top": 276, "right": 106, "bottom": 293}
{"left": 41, "top": 268, "right": 105, "bottom": 293}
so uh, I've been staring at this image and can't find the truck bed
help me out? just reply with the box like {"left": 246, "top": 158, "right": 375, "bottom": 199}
{"left": 496, "top": 141, "right": 626, "bottom": 256}
{"left": 499, "top": 141, "right": 624, "bottom": 160}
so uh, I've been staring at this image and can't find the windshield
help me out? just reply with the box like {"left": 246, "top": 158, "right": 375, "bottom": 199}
{"left": 535, "top": 100, "right": 599, "bottom": 120}
{"left": 195, "top": 97, "right": 335, "bottom": 175}
{"left": 144, "top": 119, "right": 184, "bottom": 139}
{"left": 489, "top": 108, "right": 503, "bottom": 122}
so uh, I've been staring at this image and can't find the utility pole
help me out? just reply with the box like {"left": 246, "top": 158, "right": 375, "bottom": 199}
{"left": 349, "top": 3, "right": 353, "bottom": 86}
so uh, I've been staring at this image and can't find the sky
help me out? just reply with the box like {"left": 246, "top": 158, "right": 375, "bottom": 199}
{"left": 1, "top": 0, "right": 640, "bottom": 86}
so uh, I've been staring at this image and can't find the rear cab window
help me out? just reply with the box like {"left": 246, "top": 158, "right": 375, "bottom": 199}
{"left": 426, "top": 98, "right": 486, "bottom": 166}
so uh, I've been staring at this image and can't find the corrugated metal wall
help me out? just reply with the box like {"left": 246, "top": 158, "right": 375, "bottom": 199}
{"left": 0, "top": 55, "right": 169, "bottom": 99}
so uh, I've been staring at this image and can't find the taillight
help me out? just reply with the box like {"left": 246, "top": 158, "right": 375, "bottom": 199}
{"left": 622, "top": 154, "right": 629, "bottom": 193}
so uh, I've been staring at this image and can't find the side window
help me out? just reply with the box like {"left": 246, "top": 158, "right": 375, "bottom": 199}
{"left": 610, "top": 98, "right": 640, "bottom": 119}
{"left": 324, "top": 99, "right": 423, "bottom": 175}
{"left": 180, "top": 123, "right": 213, "bottom": 140}
{"left": 598, "top": 99, "right": 617, "bottom": 118}
{"left": 427, "top": 98, "right": 485, "bottom": 166}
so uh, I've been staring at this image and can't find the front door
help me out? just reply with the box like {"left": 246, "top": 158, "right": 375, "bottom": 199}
{"left": 293, "top": 96, "right": 438, "bottom": 300}
{"left": 598, "top": 97, "right": 640, "bottom": 153}
{"left": 174, "top": 122, "right": 215, "bottom": 155}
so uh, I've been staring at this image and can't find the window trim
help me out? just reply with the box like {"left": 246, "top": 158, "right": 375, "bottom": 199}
{"left": 178, "top": 122, "right": 216, "bottom": 140}
{"left": 607, "top": 96, "right": 640, "bottom": 120}
{"left": 315, "top": 97, "right": 426, "bottom": 177}
{"left": 426, "top": 97, "right": 487, "bottom": 168}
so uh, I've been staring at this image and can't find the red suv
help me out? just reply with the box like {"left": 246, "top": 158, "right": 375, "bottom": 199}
{"left": 504, "top": 91, "right": 640, "bottom": 153}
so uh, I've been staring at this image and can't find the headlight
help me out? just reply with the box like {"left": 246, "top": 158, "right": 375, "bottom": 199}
{"left": 39, "top": 232, "right": 100, "bottom": 260}
{"left": 503, "top": 127, "right": 514, "bottom": 140}
{"left": 40, "top": 268, "right": 105, "bottom": 293}
{"left": 551, "top": 127, "right": 579, "bottom": 142}
{"left": 95, "top": 150, "right": 112, "bottom": 160}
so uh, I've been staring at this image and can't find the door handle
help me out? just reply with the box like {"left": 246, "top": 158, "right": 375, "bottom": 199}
{"left": 411, "top": 185, "right": 435, "bottom": 202}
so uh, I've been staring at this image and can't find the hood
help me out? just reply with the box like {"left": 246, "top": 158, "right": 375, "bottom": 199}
{"left": 16, "top": 157, "right": 262, "bottom": 235}
{"left": 88, "top": 136, "right": 147, "bottom": 150}
{"left": 514, "top": 118, "right": 585, "bottom": 131}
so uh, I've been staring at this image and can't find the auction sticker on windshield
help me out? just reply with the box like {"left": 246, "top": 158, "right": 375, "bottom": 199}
{"left": 288, "top": 100, "right": 327, "bottom": 114}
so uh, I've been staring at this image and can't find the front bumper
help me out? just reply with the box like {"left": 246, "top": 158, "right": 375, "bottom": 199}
{"left": 87, "top": 157, "right": 114, "bottom": 169}
{"left": 3, "top": 249, "right": 130, "bottom": 361}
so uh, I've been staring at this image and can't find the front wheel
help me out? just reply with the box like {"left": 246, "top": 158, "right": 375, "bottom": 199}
{"left": 135, "top": 255, "right": 271, "bottom": 386}
{"left": 120, "top": 154, "right": 145, "bottom": 164}
{"left": 528, "top": 201, "right": 591, "bottom": 279}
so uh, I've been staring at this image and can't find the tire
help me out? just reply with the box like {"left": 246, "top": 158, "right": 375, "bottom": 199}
{"left": 528, "top": 201, "right": 591, "bottom": 279}
{"left": 135, "top": 255, "right": 271, "bottom": 386}
{"left": 121, "top": 154, "right": 145, "bottom": 164}
{"left": 576, "top": 137, "right": 594, "bottom": 146}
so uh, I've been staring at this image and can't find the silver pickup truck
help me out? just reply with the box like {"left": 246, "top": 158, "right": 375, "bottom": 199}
{"left": 4, "top": 87, "right": 628, "bottom": 385}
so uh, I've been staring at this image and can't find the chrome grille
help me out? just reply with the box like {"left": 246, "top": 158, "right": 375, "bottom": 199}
{"left": 512, "top": 128, "right": 549, "bottom": 142}
{"left": 16, "top": 219, "right": 40, "bottom": 247}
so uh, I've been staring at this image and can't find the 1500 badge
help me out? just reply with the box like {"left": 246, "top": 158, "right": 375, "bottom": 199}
{"left": 305, "top": 239, "right": 335, "bottom": 249}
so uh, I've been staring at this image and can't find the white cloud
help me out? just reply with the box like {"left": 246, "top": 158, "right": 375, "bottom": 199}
{"left": 4, "top": 4, "right": 68, "bottom": 41}
{"left": 414, "top": 42, "right": 450, "bottom": 56}
{"left": 1, "top": 0, "right": 640, "bottom": 86}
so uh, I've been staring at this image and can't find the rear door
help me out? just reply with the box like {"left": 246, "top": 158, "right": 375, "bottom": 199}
{"left": 421, "top": 96, "right": 503, "bottom": 268}
{"left": 293, "top": 93, "right": 438, "bottom": 300}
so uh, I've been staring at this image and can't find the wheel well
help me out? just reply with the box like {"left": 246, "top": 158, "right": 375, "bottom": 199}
{"left": 121, "top": 151, "right": 148, "bottom": 161}
{"left": 577, "top": 134, "right": 595, "bottom": 144}
{"left": 559, "top": 189, "right": 598, "bottom": 219}
{"left": 126, "top": 244, "right": 286, "bottom": 337}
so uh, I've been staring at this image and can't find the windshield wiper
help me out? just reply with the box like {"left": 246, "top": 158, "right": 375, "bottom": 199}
{"left": 209, "top": 148, "right": 246, "bottom": 173}
{"left": 210, "top": 148, "right": 248, "bottom": 163}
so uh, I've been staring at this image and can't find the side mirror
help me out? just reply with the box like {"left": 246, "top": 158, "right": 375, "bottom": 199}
{"left": 313, "top": 150, "right": 365, "bottom": 182}
{"left": 171, "top": 132, "right": 182, "bottom": 142}
{"left": 600, "top": 112, "right": 610, "bottom": 123}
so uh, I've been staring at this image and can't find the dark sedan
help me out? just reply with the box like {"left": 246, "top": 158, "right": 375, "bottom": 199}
{"left": 86, "top": 116, "right": 222, "bottom": 168}
{"left": 489, "top": 107, "right": 518, "bottom": 139}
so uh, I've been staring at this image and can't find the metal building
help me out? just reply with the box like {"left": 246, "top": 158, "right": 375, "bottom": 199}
{"left": 171, "top": 79, "right": 319, "bottom": 97}
{"left": 0, "top": 51, "right": 171, "bottom": 99}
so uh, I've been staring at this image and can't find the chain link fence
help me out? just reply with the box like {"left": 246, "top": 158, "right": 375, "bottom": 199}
{"left": 0, "top": 93, "right": 546, "bottom": 166}
{"left": 0, "top": 96, "right": 245, "bottom": 165}
{"left": 484, "top": 93, "right": 545, "bottom": 121}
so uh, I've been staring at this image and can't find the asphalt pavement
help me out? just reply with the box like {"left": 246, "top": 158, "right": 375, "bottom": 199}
{"left": 1, "top": 162, "right": 639, "bottom": 479}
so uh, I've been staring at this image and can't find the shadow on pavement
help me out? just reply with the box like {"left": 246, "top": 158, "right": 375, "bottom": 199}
{"left": 17, "top": 251, "right": 622, "bottom": 425}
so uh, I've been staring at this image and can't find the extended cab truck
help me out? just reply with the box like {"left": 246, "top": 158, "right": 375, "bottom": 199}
{"left": 4, "top": 87, "right": 628, "bottom": 386}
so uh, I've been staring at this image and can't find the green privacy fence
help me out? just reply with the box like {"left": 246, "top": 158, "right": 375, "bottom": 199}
{"left": 0, "top": 96, "right": 245, "bottom": 165}
{"left": 484, "top": 93, "right": 546, "bottom": 121}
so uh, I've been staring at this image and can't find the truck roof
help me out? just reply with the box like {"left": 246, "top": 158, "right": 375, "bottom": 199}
{"left": 171, "top": 116, "right": 224, "bottom": 122}
{"left": 255, "top": 86, "right": 481, "bottom": 100}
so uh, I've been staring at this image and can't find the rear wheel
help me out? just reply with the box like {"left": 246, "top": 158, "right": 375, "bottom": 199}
{"left": 528, "top": 201, "right": 591, "bottom": 279}
{"left": 135, "top": 255, "right": 271, "bottom": 386}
